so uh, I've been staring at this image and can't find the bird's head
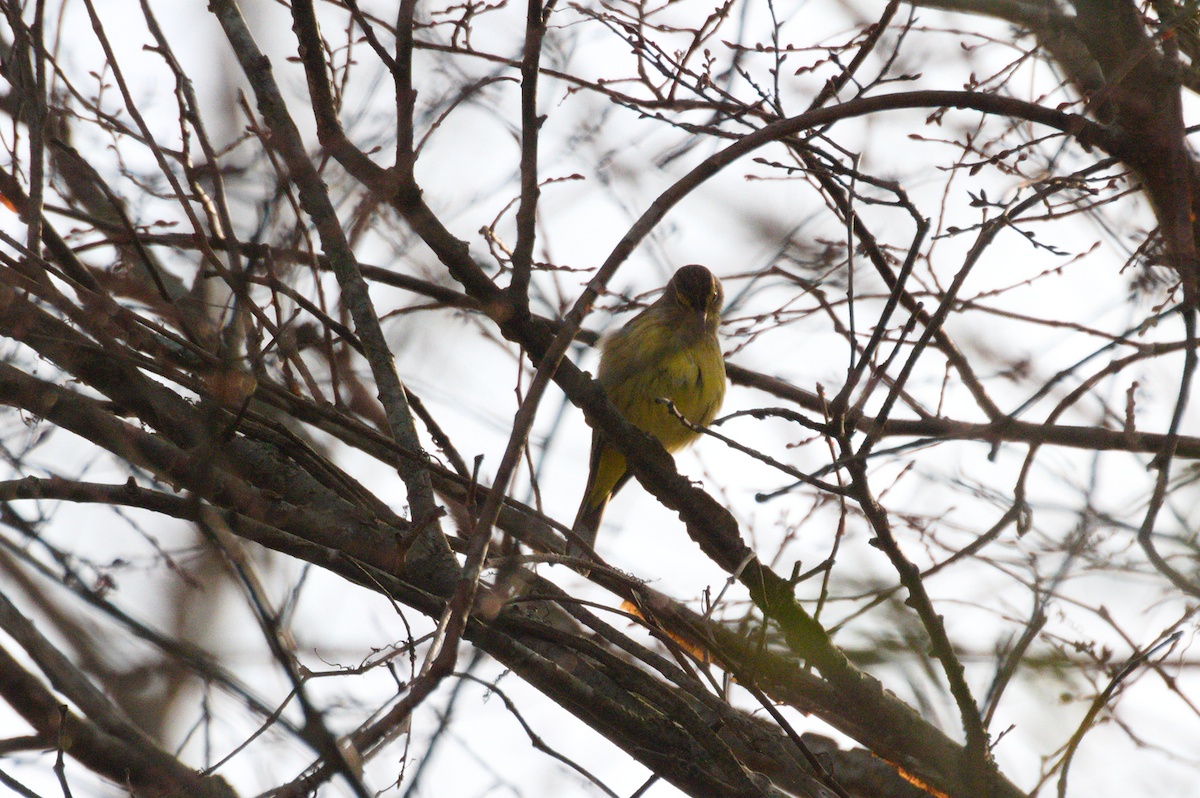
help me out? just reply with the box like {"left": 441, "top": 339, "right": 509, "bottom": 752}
{"left": 665, "top": 264, "right": 724, "bottom": 332}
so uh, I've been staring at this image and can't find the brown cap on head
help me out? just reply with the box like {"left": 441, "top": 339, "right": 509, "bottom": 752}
{"left": 668, "top": 264, "right": 723, "bottom": 312}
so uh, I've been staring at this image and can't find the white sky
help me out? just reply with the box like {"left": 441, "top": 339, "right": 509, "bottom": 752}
{"left": 1, "top": 1, "right": 1197, "bottom": 797}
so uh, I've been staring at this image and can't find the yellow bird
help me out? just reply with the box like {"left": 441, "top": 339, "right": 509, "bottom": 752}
{"left": 571, "top": 265, "right": 727, "bottom": 555}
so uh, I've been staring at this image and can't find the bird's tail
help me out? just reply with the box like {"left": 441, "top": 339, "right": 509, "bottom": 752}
{"left": 568, "top": 495, "right": 607, "bottom": 560}
{"left": 568, "top": 439, "right": 633, "bottom": 564}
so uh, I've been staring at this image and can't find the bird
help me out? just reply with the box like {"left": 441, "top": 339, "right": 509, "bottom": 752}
{"left": 570, "top": 264, "right": 727, "bottom": 559}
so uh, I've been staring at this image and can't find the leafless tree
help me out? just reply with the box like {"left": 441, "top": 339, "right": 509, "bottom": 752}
{"left": 0, "top": 1, "right": 1197, "bottom": 797}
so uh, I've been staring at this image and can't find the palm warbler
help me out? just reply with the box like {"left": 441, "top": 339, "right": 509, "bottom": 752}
{"left": 571, "top": 265, "right": 727, "bottom": 555}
